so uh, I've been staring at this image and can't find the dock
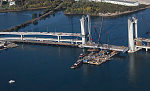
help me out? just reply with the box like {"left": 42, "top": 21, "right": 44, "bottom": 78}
{"left": 0, "top": 41, "right": 18, "bottom": 50}
{"left": 82, "top": 50, "right": 119, "bottom": 65}
{"left": 70, "top": 50, "right": 119, "bottom": 69}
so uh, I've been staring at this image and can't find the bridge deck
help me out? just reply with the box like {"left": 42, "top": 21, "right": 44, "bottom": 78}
{"left": 0, "top": 37, "right": 82, "bottom": 43}
{"left": 135, "top": 38, "right": 150, "bottom": 42}
{"left": 0, "top": 32, "right": 81, "bottom": 37}
{"left": 0, "top": 32, "right": 128, "bottom": 52}
{"left": 9, "top": 40, "right": 79, "bottom": 47}
{"left": 79, "top": 44, "right": 128, "bottom": 52}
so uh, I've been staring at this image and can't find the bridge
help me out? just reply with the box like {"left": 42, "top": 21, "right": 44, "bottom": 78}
{"left": 0, "top": 32, "right": 82, "bottom": 43}
{"left": 0, "top": 15, "right": 128, "bottom": 52}
{"left": 0, "top": 32, "right": 81, "bottom": 36}
{"left": 79, "top": 43, "right": 128, "bottom": 53}
{"left": 0, "top": 37, "right": 82, "bottom": 43}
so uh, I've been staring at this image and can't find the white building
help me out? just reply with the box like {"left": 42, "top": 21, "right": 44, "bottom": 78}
{"left": 1, "top": 0, "right": 15, "bottom": 6}
{"left": 9, "top": 1, "right": 15, "bottom": 6}
{"left": 89, "top": 0, "right": 140, "bottom": 6}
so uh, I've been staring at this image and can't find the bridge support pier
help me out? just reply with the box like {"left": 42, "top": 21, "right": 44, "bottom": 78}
{"left": 58, "top": 36, "right": 60, "bottom": 42}
{"left": 80, "top": 16, "right": 86, "bottom": 45}
{"left": 21, "top": 35, "right": 23, "bottom": 40}
{"left": 146, "top": 48, "right": 148, "bottom": 52}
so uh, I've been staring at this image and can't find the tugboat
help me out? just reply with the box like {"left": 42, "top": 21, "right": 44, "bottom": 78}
{"left": 70, "top": 53, "right": 84, "bottom": 69}
{"left": 70, "top": 59, "right": 83, "bottom": 69}
{"left": 79, "top": 53, "right": 86, "bottom": 58}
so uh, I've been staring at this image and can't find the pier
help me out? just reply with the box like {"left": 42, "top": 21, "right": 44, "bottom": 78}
{"left": 82, "top": 50, "right": 119, "bottom": 65}
{"left": 0, "top": 41, "right": 18, "bottom": 50}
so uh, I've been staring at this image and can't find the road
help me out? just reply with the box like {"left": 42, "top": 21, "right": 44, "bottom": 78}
{"left": 127, "top": 0, "right": 150, "bottom": 5}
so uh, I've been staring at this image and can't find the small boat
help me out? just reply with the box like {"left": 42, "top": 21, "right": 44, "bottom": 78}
{"left": 70, "top": 63, "right": 78, "bottom": 69}
{"left": 70, "top": 59, "right": 83, "bottom": 69}
{"left": 79, "top": 53, "right": 87, "bottom": 58}
{"left": 9, "top": 80, "right": 15, "bottom": 84}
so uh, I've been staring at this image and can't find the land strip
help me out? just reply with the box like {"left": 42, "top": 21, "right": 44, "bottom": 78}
{"left": 0, "top": 2, "right": 63, "bottom": 32}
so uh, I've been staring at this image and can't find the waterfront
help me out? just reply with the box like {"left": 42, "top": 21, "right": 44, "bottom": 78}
{"left": 0, "top": 8, "right": 150, "bottom": 91}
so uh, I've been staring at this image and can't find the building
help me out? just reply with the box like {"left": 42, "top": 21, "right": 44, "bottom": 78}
{"left": 0, "top": 0, "right": 16, "bottom": 6}
{"left": 9, "top": 1, "right": 15, "bottom": 6}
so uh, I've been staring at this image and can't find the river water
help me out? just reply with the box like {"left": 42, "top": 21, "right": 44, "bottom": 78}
{"left": 0, "top": 9, "right": 150, "bottom": 91}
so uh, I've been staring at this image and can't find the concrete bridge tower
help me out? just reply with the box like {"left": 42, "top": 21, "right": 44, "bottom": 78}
{"left": 80, "top": 16, "right": 87, "bottom": 44}
{"left": 128, "top": 17, "right": 138, "bottom": 53}
{"left": 87, "top": 15, "right": 92, "bottom": 43}
{"left": 80, "top": 15, "right": 92, "bottom": 45}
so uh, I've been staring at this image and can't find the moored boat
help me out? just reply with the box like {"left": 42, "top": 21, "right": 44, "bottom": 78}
{"left": 70, "top": 59, "right": 83, "bottom": 69}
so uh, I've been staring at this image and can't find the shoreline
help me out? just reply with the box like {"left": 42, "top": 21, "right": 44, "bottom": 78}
{"left": 0, "top": 3, "right": 63, "bottom": 32}
{"left": 0, "top": 4, "right": 149, "bottom": 17}
{"left": 0, "top": 7, "right": 49, "bottom": 13}
{"left": 64, "top": 6, "right": 150, "bottom": 17}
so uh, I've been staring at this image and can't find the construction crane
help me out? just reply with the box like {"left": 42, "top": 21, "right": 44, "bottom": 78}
{"left": 98, "top": 16, "right": 104, "bottom": 44}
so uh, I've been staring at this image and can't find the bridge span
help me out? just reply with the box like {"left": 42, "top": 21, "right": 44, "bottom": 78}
{"left": 0, "top": 37, "right": 82, "bottom": 43}
{"left": 0, "top": 32, "right": 81, "bottom": 37}
{"left": 0, "top": 15, "right": 128, "bottom": 53}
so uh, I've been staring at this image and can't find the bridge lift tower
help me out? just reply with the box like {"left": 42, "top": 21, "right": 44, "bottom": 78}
{"left": 80, "top": 15, "right": 92, "bottom": 45}
{"left": 128, "top": 17, "right": 150, "bottom": 53}
{"left": 128, "top": 17, "right": 138, "bottom": 53}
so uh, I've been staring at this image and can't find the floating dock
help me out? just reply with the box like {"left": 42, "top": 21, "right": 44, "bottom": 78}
{"left": 82, "top": 50, "right": 119, "bottom": 65}
{"left": 70, "top": 50, "right": 119, "bottom": 69}
{"left": 0, "top": 41, "right": 18, "bottom": 50}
